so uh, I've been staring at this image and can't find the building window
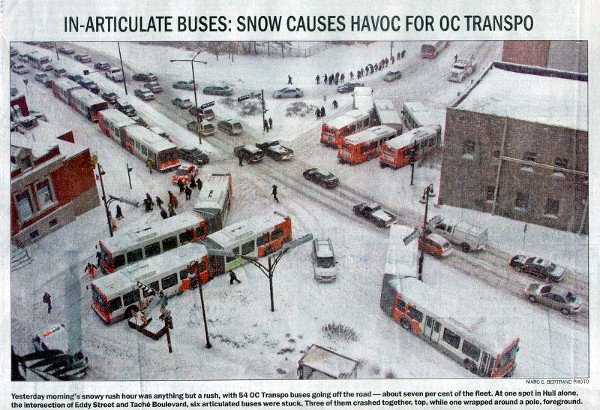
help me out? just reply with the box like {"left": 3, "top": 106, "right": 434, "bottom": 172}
{"left": 523, "top": 152, "right": 537, "bottom": 162}
{"left": 515, "top": 192, "right": 530, "bottom": 210}
{"left": 486, "top": 186, "right": 496, "bottom": 201}
{"left": 462, "top": 140, "right": 475, "bottom": 159}
{"left": 49, "top": 218, "right": 58, "bottom": 228}
{"left": 20, "top": 155, "right": 33, "bottom": 170}
{"left": 35, "top": 180, "right": 55, "bottom": 210}
{"left": 492, "top": 150, "right": 500, "bottom": 158}
{"left": 545, "top": 198, "right": 560, "bottom": 216}
{"left": 15, "top": 190, "right": 35, "bottom": 221}
{"left": 29, "top": 230, "right": 40, "bottom": 239}
{"left": 553, "top": 157, "right": 568, "bottom": 178}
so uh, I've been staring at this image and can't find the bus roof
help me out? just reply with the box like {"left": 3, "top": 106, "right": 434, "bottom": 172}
{"left": 70, "top": 88, "right": 107, "bottom": 107}
{"left": 53, "top": 77, "right": 82, "bottom": 93}
{"left": 374, "top": 100, "right": 403, "bottom": 126}
{"left": 384, "top": 126, "right": 440, "bottom": 149}
{"left": 206, "top": 213, "right": 289, "bottom": 249}
{"left": 100, "top": 109, "right": 138, "bottom": 128}
{"left": 124, "top": 124, "right": 177, "bottom": 152}
{"left": 325, "top": 109, "right": 369, "bottom": 129}
{"left": 100, "top": 211, "right": 204, "bottom": 252}
{"left": 343, "top": 125, "right": 397, "bottom": 145}
{"left": 92, "top": 242, "right": 208, "bottom": 298}
{"left": 403, "top": 102, "right": 444, "bottom": 128}
{"left": 193, "top": 174, "right": 232, "bottom": 213}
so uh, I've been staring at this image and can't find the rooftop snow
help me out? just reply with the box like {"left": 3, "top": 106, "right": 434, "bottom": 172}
{"left": 456, "top": 66, "right": 587, "bottom": 131}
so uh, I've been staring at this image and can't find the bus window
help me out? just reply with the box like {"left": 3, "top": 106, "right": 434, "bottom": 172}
{"left": 150, "top": 281, "right": 159, "bottom": 293}
{"left": 179, "top": 230, "right": 194, "bottom": 244}
{"left": 257, "top": 234, "right": 269, "bottom": 247}
{"left": 397, "top": 298, "right": 406, "bottom": 311}
{"left": 241, "top": 240, "right": 254, "bottom": 255}
{"left": 145, "top": 242, "right": 161, "bottom": 258}
{"left": 114, "top": 254, "right": 126, "bottom": 269}
{"left": 442, "top": 328, "right": 461, "bottom": 349}
{"left": 126, "top": 249, "right": 143, "bottom": 264}
{"left": 109, "top": 298, "right": 122, "bottom": 312}
{"left": 197, "top": 261, "right": 207, "bottom": 272}
{"left": 408, "top": 306, "right": 424, "bottom": 322}
{"left": 161, "top": 273, "right": 178, "bottom": 290}
{"left": 179, "top": 269, "right": 190, "bottom": 280}
{"left": 226, "top": 248, "right": 238, "bottom": 263}
{"left": 272, "top": 229, "right": 284, "bottom": 240}
{"left": 123, "top": 289, "right": 140, "bottom": 306}
{"left": 462, "top": 340, "right": 481, "bottom": 361}
{"left": 162, "top": 236, "right": 178, "bottom": 252}
{"left": 196, "top": 226, "right": 206, "bottom": 238}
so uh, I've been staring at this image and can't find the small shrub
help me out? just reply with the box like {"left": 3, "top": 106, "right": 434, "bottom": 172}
{"left": 321, "top": 322, "right": 358, "bottom": 341}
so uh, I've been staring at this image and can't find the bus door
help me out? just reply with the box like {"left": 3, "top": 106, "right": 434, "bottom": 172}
{"left": 478, "top": 352, "right": 494, "bottom": 377}
{"left": 208, "top": 254, "right": 225, "bottom": 278}
{"left": 424, "top": 316, "right": 441, "bottom": 343}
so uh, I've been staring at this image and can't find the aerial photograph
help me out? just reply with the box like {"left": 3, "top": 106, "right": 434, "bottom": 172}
{"left": 9, "top": 40, "right": 588, "bottom": 381}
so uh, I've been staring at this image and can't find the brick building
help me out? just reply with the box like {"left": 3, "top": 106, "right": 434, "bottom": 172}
{"left": 11, "top": 123, "right": 100, "bottom": 246}
{"left": 438, "top": 62, "right": 588, "bottom": 234}
{"left": 502, "top": 41, "right": 588, "bottom": 74}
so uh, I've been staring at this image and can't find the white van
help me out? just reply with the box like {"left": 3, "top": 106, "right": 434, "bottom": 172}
{"left": 428, "top": 216, "right": 488, "bottom": 253}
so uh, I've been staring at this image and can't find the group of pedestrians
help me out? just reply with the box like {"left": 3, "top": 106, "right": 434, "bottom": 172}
{"left": 263, "top": 117, "right": 274, "bottom": 132}
{"left": 316, "top": 72, "right": 346, "bottom": 86}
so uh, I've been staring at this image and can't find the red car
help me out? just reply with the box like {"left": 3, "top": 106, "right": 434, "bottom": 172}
{"left": 171, "top": 164, "right": 198, "bottom": 185}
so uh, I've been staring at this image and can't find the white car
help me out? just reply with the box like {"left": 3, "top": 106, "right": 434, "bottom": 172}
{"left": 105, "top": 67, "right": 124, "bottom": 82}
{"left": 312, "top": 238, "right": 338, "bottom": 283}
{"left": 12, "top": 64, "right": 30, "bottom": 74}
{"left": 273, "top": 87, "right": 304, "bottom": 98}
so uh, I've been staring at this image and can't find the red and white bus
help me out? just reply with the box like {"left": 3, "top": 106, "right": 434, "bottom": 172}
{"left": 320, "top": 109, "right": 371, "bottom": 148}
{"left": 193, "top": 173, "right": 233, "bottom": 233}
{"left": 91, "top": 243, "right": 209, "bottom": 324}
{"left": 402, "top": 101, "right": 445, "bottom": 131}
{"left": 199, "top": 213, "right": 293, "bottom": 277}
{"left": 337, "top": 125, "right": 397, "bottom": 164}
{"left": 51, "top": 78, "right": 108, "bottom": 121}
{"left": 380, "top": 225, "right": 520, "bottom": 377}
{"left": 98, "top": 109, "right": 180, "bottom": 172}
{"left": 421, "top": 41, "right": 449, "bottom": 58}
{"left": 374, "top": 100, "right": 403, "bottom": 134}
{"left": 380, "top": 125, "right": 441, "bottom": 169}
{"left": 98, "top": 212, "right": 208, "bottom": 275}
{"left": 352, "top": 87, "right": 374, "bottom": 117}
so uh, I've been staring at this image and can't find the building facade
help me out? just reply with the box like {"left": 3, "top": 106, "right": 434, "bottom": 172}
{"left": 438, "top": 62, "right": 588, "bottom": 234}
{"left": 502, "top": 41, "right": 588, "bottom": 74}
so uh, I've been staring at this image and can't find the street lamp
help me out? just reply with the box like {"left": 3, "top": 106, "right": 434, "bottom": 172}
{"left": 417, "top": 184, "right": 436, "bottom": 281}
{"left": 170, "top": 52, "right": 208, "bottom": 144}
{"left": 96, "top": 163, "right": 113, "bottom": 237}
{"left": 189, "top": 260, "right": 212, "bottom": 349}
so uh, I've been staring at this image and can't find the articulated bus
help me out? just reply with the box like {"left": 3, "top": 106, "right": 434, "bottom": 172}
{"left": 402, "top": 101, "right": 444, "bottom": 131}
{"left": 374, "top": 100, "right": 403, "bottom": 134}
{"left": 193, "top": 173, "right": 233, "bottom": 233}
{"left": 98, "top": 108, "right": 137, "bottom": 143}
{"left": 380, "top": 225, "right": 520, "bottom": 377}
{"left": 51, "top": 78, "right": 108, "bottom": 121}
{"left": 337, "top": 125, "right": 397, "bottom": 164}
{"left": 91, "top": 243, "right": 209, "bottom": 324}
{"left": 27, "top": 51, "right": 53, "bottom": 71}
{"left": 320, "top": 109, "right": 371, "bottom": 148}
{"left": 421, "top": 41, "right": 449, "bottom": 58}
{"left": 199, "top": 213, "right": 293, "bottom": 277}
{"left": 352, "top": 87, "right": 374, "bottom": 118}
{"left": 380, "top": 125, "right": 441, "bottom": 169}
{"left": 98, "top": 212, "right": 208, "bottom": 275}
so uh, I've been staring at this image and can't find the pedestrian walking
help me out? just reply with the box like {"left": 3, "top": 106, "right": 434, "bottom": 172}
{"left": 401, "top": 49, "right": 405, "bottom": 59}
{"left": 144, "top": 198, "right": 153, "bottom": 212}
{"left": 271, "top": 185, "right": 279, "bottom": 203}
{"left": 168, "top": 203, "right": 176, "bottom": 217}
{"left": 96, "top": 250, "right": 102, "bottom": 268}
{"left": 263, "top": 118, "right": 269, "bottom": 132}
{"left": 238, "top": 153, "right": 244, "bottom": 166}
{"left": 146, "top": 158, "right": 153, "bottom": 174}
{"left": 454, "top": 54, "right": 458, "bottom": 63}
{"left": 332, "top": 100, "right": 338, "bottom": 109}
{"left": 197, "top": 178, "right": 203, "bottom": 191}
{"left": 43, "top": 292, "right": 52, "bottom": 314}
{"left": 190, "top": 178, "right": 196, "bottom": 189}
{"left": 288, "top": 75, "right": 293, "bottom": 85}
{"left": 229, "top": 271, "right": 241, "bottom": 285}
{"left": 316, "top": 75, "right": 320, "bottom": 84}
{"left": 160, "top": 208, "right": 168, "bottom": 219}
{"left": 85, "top": 262, "right": 97, "bottom": 278}
{"left": 115, "top": 205, "right": 123, "bottom": 220}
{"left": 159, "top": 290, "right": 169, "bottom": 316}
{"left": 177, "top": 179, "right": 185, "bottom": 194}
{"left": 156, "top": 196, "right": 164, "bottom": 209}
{"left": 340, "top": 73, "right": 345, "bottom": 83}
{"left": 315, "top": 108, "right": 321, "bottom": 119}
{"left": 109, "top": 213, "right": 117, "bottom": 231}
{"left": 397, "top": 51, "right": 401, "bottom": 60}
{"left": 268, "top": 117, "right": 273, "bottom": 130}
{"left": 168, "top": 190, "right": 178, "bottom": 208}
{"left": 320, "top": 106, "right": 325, "bottom": 118}
{"left": 185, "top": 185, "right": 192, "bottom": 200}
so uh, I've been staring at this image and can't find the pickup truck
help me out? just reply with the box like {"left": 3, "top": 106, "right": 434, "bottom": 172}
{"left": 353, "top": 202, "right": 397, "bottom": 228}
{"left": 427, "top": 215, "right": 487, "bottom": 252}
{"left": 449, "top": 55, "right": 476, "bottom": 83}
{"left": 256, "top": 140, "right": 294, "bottom": 161}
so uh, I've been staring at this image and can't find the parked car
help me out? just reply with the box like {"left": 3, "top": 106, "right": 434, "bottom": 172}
{"left": 303, "top": 168, "right": 339, "bottom": 188}
{"left": 312, "top": 238, "right": 338, "bottom": 283}
{"left": 178, "top": 147, "right": 209, "bottom": 166}
{"left": 510, "top": 255, "right": 566, "bottom": 282}
{"left": 418, "top": 233, "right": 453, "bottom": 259}
{"left": 172, "top": 97, "right": 193, "bottom": 109}
{"left": 256, "top": 140, "right": 294, "bottom": 161}
{"left": 144, "top": 81, "right": 163, "bottom": 93}
{"left": 173, "top": 80, "right": 197, "bottom": 90}
{"left": 114, "top": 100, "right": 136, "bottom": 117}
{"left": 79, "top": 78, "right": 100, "bottom": 94}
{"left": 54, "top": 67, "right": 67, "bottom": 77}
{"left": 12, "top": 64, "right": 30, "bottom": 74}
{"left": 218, "top": 119, "right": 243, "bottom": 136}
{"left": 337, "top": 81, "right": 364, "bottom": 93}
{"left": 34, "top": 73, "right": 50, "bottom": 82}
{"left": 524, "top": 283, "right": 582, "bottom": 315}
{"left": 234, "top": 145, "right": 264, "bottom": 164}
{"left": 58, "top": 46, "right": 75, "bottom": 55}
{"left": 133, "top": 72, "right": 158, "bottom": 82}
{"left": 101, "top": 92, "right": 119, "bottom": 104}
{"left": 383, "top": 70, "right": 402, "bottom": 82}
{"left": 105, "top": 67, "right": 124, "bottom": 82}
{"left": 39, "top": 42, "right": 56, "bottom": 49}
{"left": 203, "top": 85, "right": 233, "bottom": 96}
{"left": 172, "top": 164, "right": 198, "bottom": 185}
{"left": 134, "top": 88, "right": 155, "bottom": 101}
{"left": 74, "top": 53, "right": 91, "bottom": 63}
{"left": 187, "top": 119, "right": 215, "bottom": 136}
{"left": 66, "top": 73, "right": 83, "bottom": 83}
{"left": 353, "top": 202, "right": 397, "bottom": 228}
{"left": 273, "top": 87, "right": 304, "bottom": 98}
{"left": 189, "top": 106, "right": 215, "bottom": 120}
{"left": 93, "top": 61, "right": 111, "bottom": 70}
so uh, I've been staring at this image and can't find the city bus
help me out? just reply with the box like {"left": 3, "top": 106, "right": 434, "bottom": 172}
{"left": 51, "top": 78, "right": 82, "bottom": 103}
{"left": 27, "top": 51, "right": 53, "bottom": 71}
{"left": 320, "top": 109, "right": 371, "bottom": 148}
{"left": 402, "top": 101, "right": 445, "bottom": 131}
{"left": 337, "top": 125, "right": 397, "bottom": 164}
{"left": 98, "top": 108, "right": 138, "bottom": 144}
{"left": 122, "top": 124, "right": 180, "bottom": 172}
{"left": 374, "top": 100, "right": 403, "bottom": 134}
{"left": 98, "top": 212, "right": 208, "bottom": 275}
{"left": 421, "top": 41, "right": 449, "bottom": 58}
{"left": 380, "top": 125, "right": 441, "bottom": 169}
{"left": 380, "top": 225, "right": 520, "bottom": 377}
{"left": 91, "top": 243, "right": 209, "bottom": 324}
{"left": 51, "top": 78, "right": 108, "bottom": 121}
{"left": 193, "top": 173, "right": 233, "bottom": 233}
{"left": 199, "top": 213, "right": 293, "bottom": 277}
{"left": 352, "top": 87, "right": 374, "bottom": 118}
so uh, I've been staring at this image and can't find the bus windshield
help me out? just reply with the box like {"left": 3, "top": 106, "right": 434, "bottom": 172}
{"left": 497, "top": 341, "right": 519, "bottom": 370}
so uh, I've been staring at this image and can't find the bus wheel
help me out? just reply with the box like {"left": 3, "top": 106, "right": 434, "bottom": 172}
{"left": 561, "top": 308, "right": 570, "bottom": 316}
{"left": 461, "top": 243, "right": 471, "bottom": 253}
{"left": 400, "top": 318, "right": 412, "bottom": 331}
{"left": 465, "top": 360, "right": 477, "bottom": 374}
{"left": 528, "top": 296, "right": 537, "bottom": 303}
{"left": 125, "top": 306, "right": 139, "bottom": 319}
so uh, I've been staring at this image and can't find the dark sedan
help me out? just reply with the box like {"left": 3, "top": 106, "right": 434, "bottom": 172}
{"left": 337, "top": 81, "right": 364, "bottom": 93}
{"left": 133, "top": 72, "right": 158, "bottom": 82}
{"left": 101, "top": 92, "right": 119, "bottom": 104}
{"left": 303, "top": 168, "right": 339, "bottom": 188}
{"left": 353, "top": 202, "right": 397, "bottom": 228}
{"left": 510, "top": 255, "right": 566, "bottom": 282}
{"left": 178, "top": 147, "right": 209, "bottom": 166}
{"left": 203, "top": 85, "right": 233, "bottom": 96}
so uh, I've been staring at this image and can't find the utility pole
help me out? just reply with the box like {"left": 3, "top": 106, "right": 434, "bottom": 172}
{"left": 96, "top": 163, "right": 113, "bottom": 237}
{"left": 117, "top": 42, "right": 128, "bottom": 95}
{"left": 190, "top": 260, "right": 212, "bottom": 349}
{"left": 417, "top": 184, "right": 436, "bottom": 281}
{"left": 261, "top": 89, "right": 267, "bottom": 131}
{"left": 409, "top": 141, "right": 417, "bottom": 186}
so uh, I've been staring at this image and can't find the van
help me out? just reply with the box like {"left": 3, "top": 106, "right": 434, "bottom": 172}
{"left": 312, "top": 238, "right": 338, "bottom": 282}
{"left": 218, "top": 119, "right": 243, "bottom": 136}
{"left": 418, "top": 233, "right": 453, "bottom": 258}
{"left": 428, "top": 216, "right": 488, "bottom": 253}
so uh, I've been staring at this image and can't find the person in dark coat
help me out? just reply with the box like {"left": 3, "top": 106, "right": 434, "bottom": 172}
{"left": 146, "top": 193, "right": 153, "bottom": 204}
{"left": 315, "top": 75, "right": 320, "bottom": 84}
{"left": 332, "top": 100, "right": 338, "bottom": 109}
{"left": 160, "top": 208, "right": 168, "bottom": 219}
{"left": 401, "top": 49, "right": 406, "bottom": 59}
{"left": 85, "top": 262, "right": 96, "bottom": 278}
{"left": 168, "top": 191, "right": 178, "bottom": 208}
{"left": 185, "top": 185, "right": 192, "bottom": 200}
{"left": 144, "top": 198, "right": 153, "bottom": 212}
{"left": 168, "top": 203, "right": 176, "bottom": 217}
{"left": 340, "top": 73, "right": 345, "bottom": 83}
{"left": 315, "top": 108, "right": 321, "bottom": 119}
{"left": 43, "top": 292, "right": 52, "bottom": 314}
{"left": 268, "top": 117, "right": 273, "bottom": 130}
{"left": 115, "top": 205, "right": 123, "bottom": 220}
{"left": 271, "top": 185, "right": 279, "bottom": 203}
{"left": 197, "top": 178, "right": 203, "bottom": 191}
{"left": 177, "top": 179, "right": 185, "bottom": 193}
{"left": 320, "top": 106, "right": 325, "bottom": 118}
{"left": 238, "top": 154, "right": 243, "bottom": 166}
{"left": 263, "top": 119, "right": 269, "bottom": 132}
{"left": 229, "top": 271, "right": 241, "bottom": 285}
{"left": 156, "top": 196, "right": 164, "bottom": 209}
{"left": 288, "top": 75, "right": 293, "bottom": 85}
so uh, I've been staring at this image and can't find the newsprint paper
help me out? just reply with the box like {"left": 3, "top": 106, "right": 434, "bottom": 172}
{"left": 1, "top": 0, "right": 599, "bottom": 409}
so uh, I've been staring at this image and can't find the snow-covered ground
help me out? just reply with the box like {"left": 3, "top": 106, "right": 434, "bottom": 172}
{"left": 10, "top": 41, "right": 589, "bottom": 382}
